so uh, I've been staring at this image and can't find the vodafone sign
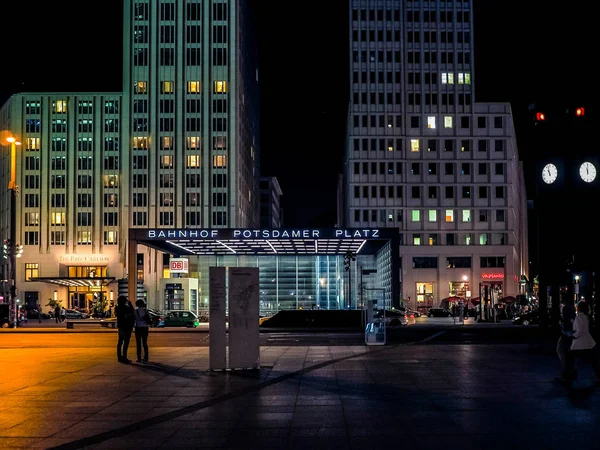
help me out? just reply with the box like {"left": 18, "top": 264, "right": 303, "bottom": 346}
{"left": 170, "top": 258, "right": 189, "bottom": 274}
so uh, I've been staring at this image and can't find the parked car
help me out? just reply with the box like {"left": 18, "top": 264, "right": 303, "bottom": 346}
{"left": 1, "top": 303, "right": 10, "bottom": 328}
{"left": 374, "top": 309, "right": 409, "bottom": 327}
{"left": 427, "top": 307, "right": 452, "bottom": 318}
{"left": 162, "top": 310, "right": 200, "bottom": 328}
{"left": 512, "top": 310, "right": 540, "bottom": 326}
{"left": 64, "top": 309, "right": 89, "bottom": 319}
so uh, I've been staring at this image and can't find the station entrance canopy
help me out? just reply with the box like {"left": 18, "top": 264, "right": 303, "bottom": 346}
{"left": 129, "top": 228, "right": 400, "bottom": 256}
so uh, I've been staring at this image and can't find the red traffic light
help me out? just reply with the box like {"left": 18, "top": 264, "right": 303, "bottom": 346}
{"left": 575, "top": 107, "right": 585, "bottom": 117}
{"left": 535, "top": 112, "right": 546, "bottom": 121}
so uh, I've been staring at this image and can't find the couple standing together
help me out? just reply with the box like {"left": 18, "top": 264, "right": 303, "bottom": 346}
{"left": 115, "top": 295, "right": 150, "bottom": 364}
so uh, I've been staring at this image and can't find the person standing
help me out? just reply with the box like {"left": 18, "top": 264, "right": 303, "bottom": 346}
{"left": 115, "top": 296, "right": 135, "bottom": 363}
{"left": 134, "top": 299, "right": 151, "bottom": 363}
{"left": 37, "top": 303, "right": 42, "bottom": 323}
{"left": 564, "top": 301, "right": 600, "bottom": 386}
{"left": 555, "top": 297, "right": 576, "bottom": 384}
{"left": 54, "top": 305, "right": 61, "bottom": 324}
{"left": 59, "top": 306, "right": 66, "bottom": 323}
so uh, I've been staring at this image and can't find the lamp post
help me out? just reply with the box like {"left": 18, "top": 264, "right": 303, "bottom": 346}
{"left": 5, "top": 136, "right": 21, "bottom": 328}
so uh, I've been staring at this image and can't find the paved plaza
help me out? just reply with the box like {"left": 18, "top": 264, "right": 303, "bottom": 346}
{"left": 0, "top": 337, "right": 599, "bottom": 449}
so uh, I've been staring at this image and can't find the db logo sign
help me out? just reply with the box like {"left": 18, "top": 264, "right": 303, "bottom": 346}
{"left": 169, "top": 258, "right": 189, "bottom": 273}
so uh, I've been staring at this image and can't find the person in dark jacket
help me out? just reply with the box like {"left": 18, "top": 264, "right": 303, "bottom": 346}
{"left": 54, "top": 305, "right": 61, "bottom": 323}
{"left": 555, "top": 297, "right": 576, "bottom": 384}
{"left": 115, "top": 295, "right": 135, "bottom": 363}
{"left": 134, "top": 299, "right": 151, "bottom": 363}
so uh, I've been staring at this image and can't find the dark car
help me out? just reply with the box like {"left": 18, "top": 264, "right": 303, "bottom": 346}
{"left": 1, "top": 303, "right": 10, "bottom": 328}
{"left": 427, "top": 307, "right": 452, "bottom": 317}
{"left": 147, "top": 309, "right": 164, "bottom": 328}
{"left": 512, "top": 310, "right": 540, "bottom": 326}
{"left": 26, "top": 309, "right": 51, "bottom": 320}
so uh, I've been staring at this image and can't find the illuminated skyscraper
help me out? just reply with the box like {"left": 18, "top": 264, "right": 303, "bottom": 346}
{"left": 343, "top": 0, "right": 529, "bottom": 310}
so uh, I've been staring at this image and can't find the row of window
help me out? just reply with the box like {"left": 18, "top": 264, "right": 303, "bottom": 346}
{"left": 353, "top": 184, "right": 506, "bottom": 200}
{"left": 351, "top": 70, "right": 471, "bottom": 86}
{"left": 351, "top": 5, "right": 469, "bottom": 24}
{"left": 40, "top": 136, "right": 226, "bottom": 153}
{"left": 353, "top": 30, "right": 471, "bottom": 45}
{"left": 413, "top": 256, "right": 505, "bottom": 269}
{"left": 352, "top": 209, "right": 506, "bottom": 224}
{"left": 25, "top": 100, "right": 119, "bottom": 115}
{"left": 133, "top": 25, "right": 227, "bottom": 45}
{"left": 133, "top": 2, "right": 224, "bottom": 22}
{"left": 24, "top": 194, "right": 117, "bottom": 208}
{"left": 352, "top": 50, "right": 470, "bottom": 65}
{"left": 24, "top": 175, "right": 118, "bottom": 189}
{"left": 132, "top": 211, "right": 227, "bottom": 227}
{"left": 133, "top": 47, "right": 227, "bottom": 67}
{"left": 351, "top": 114, "right": 503, "bottom": 131}
{"left": 353, "top": 162, "right": 506, "bottom": 176}
{"left": 132, "top": 98, "right": 227, "bottom": 114}
{"left": 24, "top": 156, "right": 119, "bottom": 171}
{"left": 24, "top": 212, "right": 118, "bottom": 227}
{"left": 26, "top": 119, "right": 119, "bottom": 134}
{"left": 409, "top": 233, "right": 506, "bottom": 247}
{"left": 21, "top": 231, "right": 118, "bottom": 247}
{"left": 133, "top": 80, "right": 227, "bottom": 94}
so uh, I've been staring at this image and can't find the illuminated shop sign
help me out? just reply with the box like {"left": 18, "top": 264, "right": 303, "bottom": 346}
{"left": 146, "top": 229, "right": 382, "bottom": 240}
{"left": 59, "top": 254, "right": 110, "bottom": 264}
{"left": 170, "top": 258, "right": 189, "bottom": 274}
{"left": 481, "top": 273, "right": 504, "bottom": 280}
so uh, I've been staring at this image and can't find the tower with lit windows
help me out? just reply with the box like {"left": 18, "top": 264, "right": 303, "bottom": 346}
{"left": 122, "top": 0, "right": 260, "bottom": 232}
{"left": 343, "top": 0, "right": 529, "bottom": 312}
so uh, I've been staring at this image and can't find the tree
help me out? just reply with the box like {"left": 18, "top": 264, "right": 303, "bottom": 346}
{"left": 46, "top": 298, "right": 63, "bottom": 310}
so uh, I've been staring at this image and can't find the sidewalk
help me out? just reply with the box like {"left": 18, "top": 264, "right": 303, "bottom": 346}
{"left": 1, "top": 339, "right": 599, "bottom": 449}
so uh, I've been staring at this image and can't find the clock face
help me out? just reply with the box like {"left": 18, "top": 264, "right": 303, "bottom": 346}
{"left": 542, "top": 163, "right": 558, "bottom": 184}
{"left": 579, "top": 162, "right": 597, "bottom": 183}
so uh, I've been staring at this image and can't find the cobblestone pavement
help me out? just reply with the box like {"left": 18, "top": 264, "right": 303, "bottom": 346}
{"left": 0, "top": 340, "right": 599, "bottom": 449}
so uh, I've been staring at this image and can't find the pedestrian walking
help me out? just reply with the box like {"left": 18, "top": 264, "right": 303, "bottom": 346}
{"left": 59, "top": 306, "right": 66, "bottom": 323}
{"left": 561, "top": 301, "right": 600, "bottom": 386}
{"left": 134, "top": 299, "right": 151, "bottom": 363}
{"left": 555, "top": 296, "right": 576, "bottom": 384}
{"left": 54, "top": 305, "right": 61, "bottom": 323}
{"left": 115, "top": 295, "right": 135, "bottom": 363}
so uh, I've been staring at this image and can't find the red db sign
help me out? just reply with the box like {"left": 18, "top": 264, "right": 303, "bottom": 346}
{"left": 169, "top": 258, "right": 189, "bottom": 274}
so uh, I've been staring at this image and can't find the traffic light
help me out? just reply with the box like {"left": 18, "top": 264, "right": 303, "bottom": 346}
{"left": 535, "top": 112, "right": 546, "bottom": 122}
{"left": 575, "top": 107, "right": 585, "bottom": 117}
{"left": 343, "top": 251, "right": 356, "bottom": 271}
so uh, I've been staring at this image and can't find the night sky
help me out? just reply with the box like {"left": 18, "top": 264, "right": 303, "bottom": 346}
{"left": 0, "top": 0, "right": 593, "bottom": 228}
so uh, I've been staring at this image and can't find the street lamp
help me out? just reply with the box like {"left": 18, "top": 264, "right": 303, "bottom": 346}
{"left": 4, "top": 136, "right": 21, "bottom": 328}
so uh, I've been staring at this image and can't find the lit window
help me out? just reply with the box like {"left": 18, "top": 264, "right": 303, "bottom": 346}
{"left": 133, "top": 137, "right": 148, "bottom": 149}
{"left": 162, "top": 81, "right": 174, "bottom": 93}
{"left": 53, "top": 100, "right": 67, "bottom": 113}
{"left": 77, "top": 231, "right": 92, "bottom": 245}
{"left": 214, "top": 81, "right": 227, "bottom": 93}
{"left": 444, "top": 116, "right": 453, "bottom": 128}
{"left": 213, "top": 155, "right": 227, "bottom": 168}
{"left": 187, "top": 136, "right": 201, "bottom": 149}
{"left": 388, "top": 214, "right": 393, "bottom": 222}
{"left": 462, "top": 210, "right": 471, "bottom": 222}
{"left": 187, "top": 81, "right": 201, "bottom": 93}
{"left": 465, "top": 73, "right": 471, "bottom": 84}
{"left": 480, "top": 234, "right": 488, "bottom": 245}
{"left": 26, "top": 138, "right": 40, "bottom": 150}
{"left": 161, "top": 136, "right": 173, "bottom": 150}
{"left": 25, "top": 263, "right": 39, "bottom": 281}
{"left": 428, "top": 210, "right": 437, "bottom": 222}
{"left": 104, "top": 175, "right": 119, "bottom": 188}
{"left": 104, "top": 231, "right": 118, "bottom": 245}
{"left": 51, "top": 212, "right": 65, "bottom": 226}
{"left": 412, "top": 210, "right": 420, "bottom": 222}
{"left": 135, "top": 81, "right": 147, "bottom": 93}
{"left": 160, "top": 155, "right": 173, "bottom": 168}
{"left": 187, "top": 155, "right": 201, "bottom": 168}
{"left": 410, "top": 139, "right": 420, "bottom": 152}
{"left": 445, "top": 209, "right": 454, "bottom": 222}
{"left": 413, "top": 235, "right": 421, "bottom": 246}
{"left": 442, "top": 73, "right": 454, "bottom": 84}
{"left": 458, "top": 73, "right": 465, "bottom": 84}
{"left": 427, "top": 117, "right": 436, "bottom": 129}
{"left": 388, "top": 144, "right": 394, "bottom": 152}
{"left": 464, "top": 234, "right": 472, "bottom": 245}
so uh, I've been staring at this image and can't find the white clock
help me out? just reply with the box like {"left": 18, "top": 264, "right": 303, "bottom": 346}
{"left": 579, "top": 162, "right": 597, "bottom": 183}
{"left": 542, "top": 163, "right": 558, "bottom": 184}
